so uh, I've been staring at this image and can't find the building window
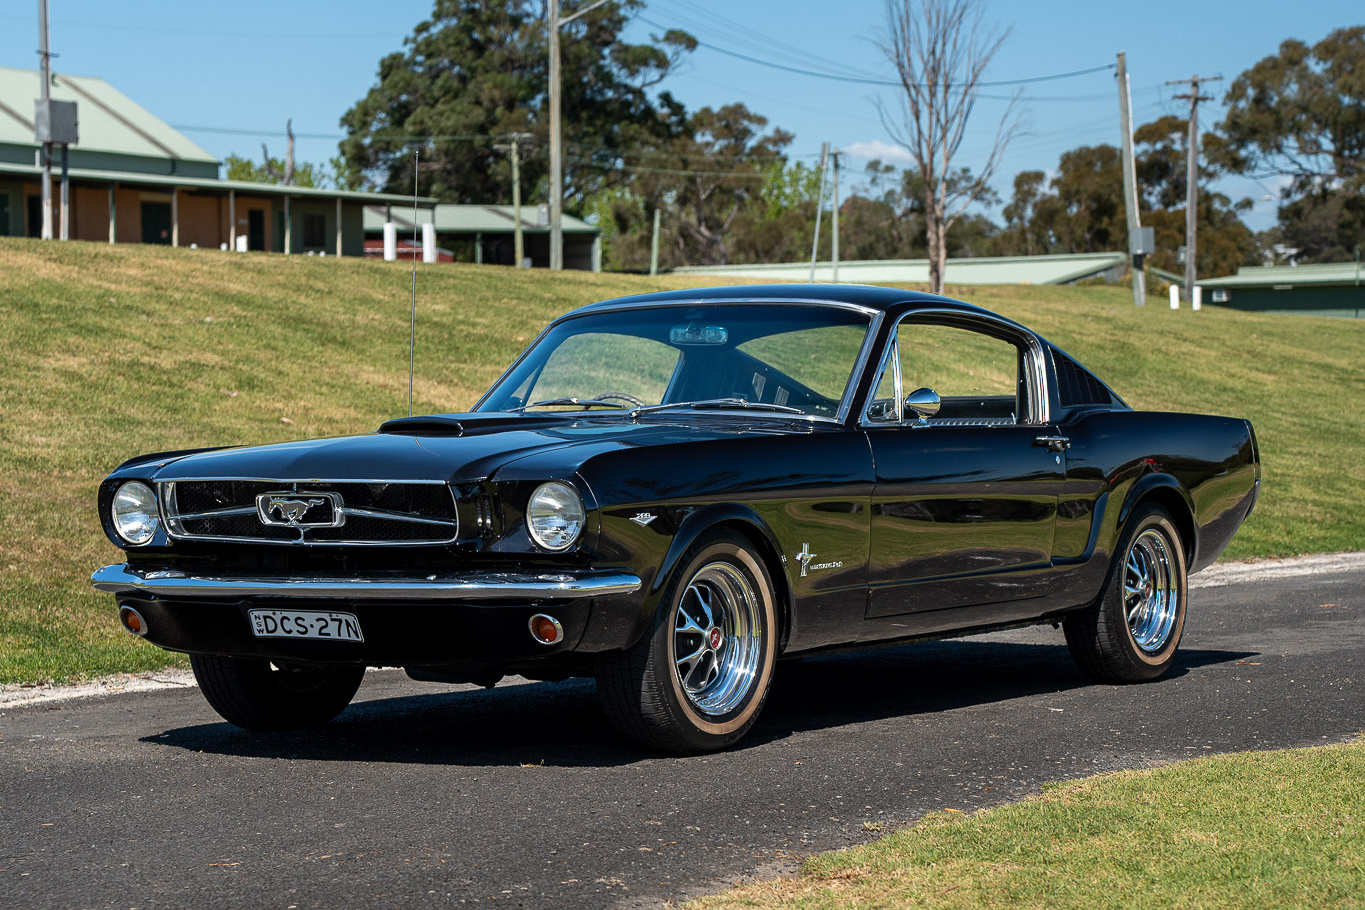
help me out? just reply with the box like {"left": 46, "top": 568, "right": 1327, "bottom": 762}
{"left": 303, "top": 212, "right": 326, "bottom": 250}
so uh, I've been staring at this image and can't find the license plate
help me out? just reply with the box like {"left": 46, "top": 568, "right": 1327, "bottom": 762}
{"left": 248, "top": 609, "right": 364, "bottom": 643}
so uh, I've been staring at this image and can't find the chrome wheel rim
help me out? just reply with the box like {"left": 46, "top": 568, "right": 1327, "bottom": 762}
{"left": 1124, "top": 528, "right": 1179, "bottom": 652}
{"left": 673, "top": 561, "right": 763, "bottom": 716}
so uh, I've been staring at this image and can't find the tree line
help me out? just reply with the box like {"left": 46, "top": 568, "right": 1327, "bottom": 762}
{"left": 230, "top": 2, "right": 1364, "bottom": 279}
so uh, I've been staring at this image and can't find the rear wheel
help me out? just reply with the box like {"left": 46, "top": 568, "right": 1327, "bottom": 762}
{"left": 1064, "top": 505, "right": 1188, "bottom": 683}
{"left": 189, "top": 654, "right": 365, "bottom": 730}
{"left": 597, "top": 531, "right": 777, "bottom": 753}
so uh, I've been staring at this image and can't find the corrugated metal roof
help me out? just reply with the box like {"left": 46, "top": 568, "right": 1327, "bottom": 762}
{"left": 0, "top": 161, "right": 437, "bottom": 205}
{"left": 1200, "top": 262, "right": 1365, "bottom": 288}
{"left": 671, "top": 252, "right": 1127, "bottom": 286}
{"left": 0, "top": 66, "right": 217, "bottom": 163}
{"left": 363, "top": 203, "right": 598, "bottom": 234}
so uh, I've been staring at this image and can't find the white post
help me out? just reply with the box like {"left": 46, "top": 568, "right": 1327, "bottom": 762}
{"left": 335, "top": 197, "right": 343, "bottom": 257}
{"left": 383, "top": 222, "right": 397, "bottom": 261}
{"left": 422, "top": 222, "right": 436, "bottom": 263}
{"left": 59, "top": 144, "right": 69, "bottom": 240}
{"left": 228, "top": 189, "right": 236, "bottom": 251}
{"left": 283, "top": 195, "right": 291, "bottom": 254}
{"left": 171, "top": 187, "right": 179, "bottom": 247}
{"left": 1169, "top": 284, "right": 1180, "bottom": 309}
{"left": 108, "top": 183, "right": 116, "bottom": 244}
{"left": 1192, "top": 286, "right": 1202, "bottom": 311}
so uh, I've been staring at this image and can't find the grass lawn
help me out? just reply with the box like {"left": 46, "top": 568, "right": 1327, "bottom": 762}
{"left": 1, "top": 238, "right": 1363, "bottom": 683}
{"left": 688, "top": 740, "right": 1365, "bottom": 910}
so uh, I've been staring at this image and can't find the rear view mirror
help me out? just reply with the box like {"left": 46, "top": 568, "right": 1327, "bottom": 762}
{"left": 670, "top": 324, "right": 728, "bottom": 346}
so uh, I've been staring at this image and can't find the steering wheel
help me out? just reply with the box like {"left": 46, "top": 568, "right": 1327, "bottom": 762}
{"left": 594, "top": 392, "right": 646, "bottom": 406}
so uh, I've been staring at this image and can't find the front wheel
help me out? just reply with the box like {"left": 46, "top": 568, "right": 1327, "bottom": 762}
{"left": 1064, "top": 505, "right": 1188, "bottom": 683}
{"left": 596, "top": 531, "right": 778, "bottom": 753}
{"left": 189, "top": 654, "right": 365, "bottom": 730}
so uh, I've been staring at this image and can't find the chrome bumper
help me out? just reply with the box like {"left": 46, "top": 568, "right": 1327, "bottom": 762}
{"left": 91, "top": 564, "right": 641, "bottom": 602}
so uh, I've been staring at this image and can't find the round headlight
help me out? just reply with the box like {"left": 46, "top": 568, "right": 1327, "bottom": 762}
{"left": 111, "top": 481, "right": 160, "bottom": 546}
{"left": 526, "top": 481, "right": 585, "bottom": 551}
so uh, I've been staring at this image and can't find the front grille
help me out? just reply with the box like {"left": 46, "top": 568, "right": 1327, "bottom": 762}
{"left": 161, "top": 479, "right": 459, "bottom": 546}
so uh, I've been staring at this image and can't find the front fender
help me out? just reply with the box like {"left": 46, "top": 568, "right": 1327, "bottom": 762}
{"left": 652, "top": 503, "right": 783, "bottom": 598}
{"left": 580, "top": 502, "right": 785, "bottom": 655}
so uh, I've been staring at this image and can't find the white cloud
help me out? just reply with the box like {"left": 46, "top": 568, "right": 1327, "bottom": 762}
{"left": 841, "top": 139, "right": 913, "bottom": 164}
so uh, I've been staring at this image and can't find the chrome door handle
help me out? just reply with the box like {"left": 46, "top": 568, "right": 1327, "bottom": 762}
{"left": 1033, "top": 435, "right": 1070, "bottom": 451}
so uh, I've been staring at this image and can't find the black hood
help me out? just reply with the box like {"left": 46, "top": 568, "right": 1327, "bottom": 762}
{"left": 144, "top": 413, "right": 799, "bottom": 484}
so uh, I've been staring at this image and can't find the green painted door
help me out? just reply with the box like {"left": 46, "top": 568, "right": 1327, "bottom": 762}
{"left": 141, "top": 202, "right": 171, "bottom": 244}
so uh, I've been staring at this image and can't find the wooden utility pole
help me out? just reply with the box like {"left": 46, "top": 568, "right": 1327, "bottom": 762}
{"left": 809, "top": 142, "right": 830, "bottom": 283}
{"left": 831, "top": 149, "right": 841, "bottom": 283}
{"left": 494, "top": 132, "right": 533, "bottom": 267}
{"left": 1166, "top": 73, "right": 1221, "bottom": 303}
{"left": 548, "top": 0, "right": 610, "bottom": 272}
{"left": 649, "top": 207, "right": 661, "bottom": 277}
{"left": 1116, "top": 52, "right": 1146, "bottom": 306}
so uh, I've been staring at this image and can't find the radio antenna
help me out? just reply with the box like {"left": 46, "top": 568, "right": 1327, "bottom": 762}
{"left": 408, "top": 149, "right": 418, "bottom": 417}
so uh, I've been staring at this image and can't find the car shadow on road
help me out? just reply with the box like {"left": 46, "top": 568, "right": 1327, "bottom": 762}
{"left": 142, "top": 639, "right": 1255, "bottom": 767}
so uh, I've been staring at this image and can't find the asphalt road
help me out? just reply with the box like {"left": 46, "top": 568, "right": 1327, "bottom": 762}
{"left": 3, "top": 563, "right": 1362, "bottom": 910}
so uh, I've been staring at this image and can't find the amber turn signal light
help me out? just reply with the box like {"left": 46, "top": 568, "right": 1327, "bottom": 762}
{"left": 528, "top": 613, "right": 564, "bottom": 645}
{"left": 119, "top": 606, "right": 149, "bottom": 637}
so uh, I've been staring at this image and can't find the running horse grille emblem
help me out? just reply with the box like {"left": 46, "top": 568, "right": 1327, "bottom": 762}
{"left": 256, "top": 492, "right": 345, "bottom": 528}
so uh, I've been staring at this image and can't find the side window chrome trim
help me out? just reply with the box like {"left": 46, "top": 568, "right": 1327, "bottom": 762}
{"left": 858, "top": 309, "right": 1051, "bottom": 428}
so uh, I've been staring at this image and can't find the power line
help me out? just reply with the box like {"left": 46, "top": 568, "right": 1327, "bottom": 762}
{"left": 638, "top": 14, "right": 1115, "bottom": 89}
{"left": 649, "top": 0, "right": 891, "bottom": 83}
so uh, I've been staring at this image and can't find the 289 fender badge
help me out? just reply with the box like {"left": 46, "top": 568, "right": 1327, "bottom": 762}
{"left": 630, "top": 512, "right": 658, "bottom": 527}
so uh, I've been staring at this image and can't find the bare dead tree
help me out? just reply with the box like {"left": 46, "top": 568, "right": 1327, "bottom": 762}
{"left": 261, "top": 119, "right": 297, "bottom": 186}
{"left": 877, "top": 0, "right": 1019, "bottom": 294}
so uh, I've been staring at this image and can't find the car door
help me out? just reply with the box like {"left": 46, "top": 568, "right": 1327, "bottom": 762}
{"left": 862, "top": 314, "right": 1064, "bottom": 621}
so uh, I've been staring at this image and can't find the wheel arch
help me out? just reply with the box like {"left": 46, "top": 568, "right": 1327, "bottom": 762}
{"left": 1117, "top": 475, "right": 1196, "bottom": 563}
{"left": 653, "top": 505, "right": 792, "bottom": 654}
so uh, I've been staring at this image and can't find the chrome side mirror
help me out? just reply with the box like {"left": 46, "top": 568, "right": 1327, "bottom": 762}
{"left": 904, "top": 387, "right": 941, "bottom": 421}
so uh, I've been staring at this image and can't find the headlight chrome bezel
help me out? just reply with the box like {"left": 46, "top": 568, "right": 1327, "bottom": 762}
{"left": 111, "top": 481, "right": 161, "bottom": 546}
{"left": 526, "top": 481, "right": 585, "bottom": 552}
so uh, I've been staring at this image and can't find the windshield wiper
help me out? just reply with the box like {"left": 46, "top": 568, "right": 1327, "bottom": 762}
{"left": 629, "top": 397, "right": 806, "bottom": 417}
{"left": 513, "top": 397, "right": 631, "bottom": 412}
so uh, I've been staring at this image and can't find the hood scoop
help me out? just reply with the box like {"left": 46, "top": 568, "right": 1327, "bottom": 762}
{"left": 378, "top": 412, "right": 578, "bottom": 436}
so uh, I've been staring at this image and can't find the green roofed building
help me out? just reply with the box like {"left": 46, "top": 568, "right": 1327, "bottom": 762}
{"left": 363, "top": 203, "right": 601, "bottom": 271}
{"left": 0, "top": 66, "right": 431, "bottom": 253}
{"left": 1198, "top": 263, "right": 1365, "bottom": 318}
{"left": 670, "top": 252, "right": 1128, "bottom": 286}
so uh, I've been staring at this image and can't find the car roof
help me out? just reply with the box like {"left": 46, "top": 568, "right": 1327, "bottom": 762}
{"left": 571, "top": 283, "right": 1000, "bottom": 318}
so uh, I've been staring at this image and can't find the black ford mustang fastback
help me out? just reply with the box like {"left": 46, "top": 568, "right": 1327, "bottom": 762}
{"left": 93, "top": 284, "right": 1260, "bottom": 752}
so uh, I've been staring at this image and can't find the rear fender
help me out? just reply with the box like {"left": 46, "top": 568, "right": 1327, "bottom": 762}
{"left": 1116, "top": 473, "right": 1197, "bottom": 561}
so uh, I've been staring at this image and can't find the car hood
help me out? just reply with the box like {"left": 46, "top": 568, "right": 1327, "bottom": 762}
{"left": 145, "top": 412, "right": 806, "bottom": 484}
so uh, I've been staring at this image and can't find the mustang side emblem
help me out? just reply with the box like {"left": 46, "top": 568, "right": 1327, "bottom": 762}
{"left": 256, "top": 492, "right": 344, "bottom": 528}
{"left": 630, "top": 512, "right": 658, "bottom": 527}
{"left": 796, "top": 543, "right": 843, "bottom": 577}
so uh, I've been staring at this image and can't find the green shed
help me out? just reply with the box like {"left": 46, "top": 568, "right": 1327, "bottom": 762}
{"left": 1199, "top": 262, "right": 1365, "bottom": 318}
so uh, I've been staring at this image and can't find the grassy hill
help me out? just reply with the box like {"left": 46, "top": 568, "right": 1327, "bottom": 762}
{"left": 2, "top": 238, "right": 1362, "bottom": 683}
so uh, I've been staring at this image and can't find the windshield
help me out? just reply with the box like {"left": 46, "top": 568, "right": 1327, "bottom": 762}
{"left": 477, "top": 303, "right": 873, "bottom": 420}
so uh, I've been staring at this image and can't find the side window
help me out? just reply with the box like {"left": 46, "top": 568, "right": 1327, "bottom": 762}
{"left": 867, "top": 321, "right": 1026, "bottom": 425}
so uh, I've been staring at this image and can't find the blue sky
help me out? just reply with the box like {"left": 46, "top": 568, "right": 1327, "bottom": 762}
{"left": 2, "top": 1, "right": 1359, "bottom": 232}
